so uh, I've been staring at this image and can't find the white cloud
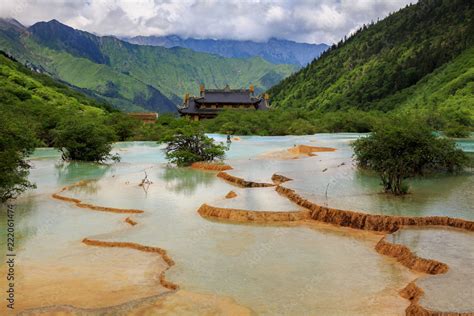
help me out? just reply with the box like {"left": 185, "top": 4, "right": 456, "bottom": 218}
{"left": 0, "top": 0, "right": 416, "bottom": 44}
{"left": 265, "top": 5, "right": 285, "bottom": 23}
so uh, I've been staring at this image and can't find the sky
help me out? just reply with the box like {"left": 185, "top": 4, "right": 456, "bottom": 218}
{"left": 1, "top": 0, "right": 415, "bottom": 44}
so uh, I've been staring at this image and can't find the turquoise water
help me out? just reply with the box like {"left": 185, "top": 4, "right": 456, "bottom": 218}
{"left": 14, "top": 169, "right": 414, "bottom": 315}
{"left": 224, "top": 134, "right": 474, "bottom": 219}
{"left": 456, "top": 138, "right": 474, "bottom": 152}
{"left": 33, "top": 134, "right": 472, "bottom": 219}
{"left": 1, "top": 134, "right": 473, "bottom": 315}
{"left": 387, "top": 227, "right": 474, "bottom": 312}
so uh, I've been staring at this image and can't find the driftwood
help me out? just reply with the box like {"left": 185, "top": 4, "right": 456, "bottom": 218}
{"left": 139, "top": 171, "right": 153, "bottom": 194}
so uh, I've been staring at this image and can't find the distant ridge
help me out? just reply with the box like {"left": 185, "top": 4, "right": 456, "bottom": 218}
{"left": 0, "top": 18, "right": 296, "bottom": 112}
{"left": 123, "top": 36, "right": 328, "bottom": 66}
{"left": 0, "top": 18, "right": 24, "bottom": 31}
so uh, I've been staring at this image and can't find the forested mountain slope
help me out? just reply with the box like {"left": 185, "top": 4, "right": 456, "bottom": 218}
{"left": 0, "top": 50, "right": 114, "bottom": 144}
{"left": 377, "top": 46, "right": 474, "bottom": 121}
{"left": 268, "top": 0, "right": 473, "bottom": 118}
{"left": 0, "top": 19, "right": 296, "bottom": 112}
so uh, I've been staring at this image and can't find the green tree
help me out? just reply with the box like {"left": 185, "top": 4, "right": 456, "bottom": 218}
{"left": 352, "top": 119, "right": 468, "bottom": 195}
{"left": 444, "top": 123, "right": 471, "bottom": 138}
{"left": 163, "top": 125, "right": 228, "bottom": 167}
{"left": 0, "top": 112, "right": 37, "bottom": 202}
{"left": 106, "top": 112, "right": 142, "bottom": 141}
{"left": 53, "top": 114, "right": 119, "bottom": 162}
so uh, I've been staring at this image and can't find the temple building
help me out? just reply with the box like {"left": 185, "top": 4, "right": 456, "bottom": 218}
{"left": 178, "top": 84, "right": 269, "bottom": 120}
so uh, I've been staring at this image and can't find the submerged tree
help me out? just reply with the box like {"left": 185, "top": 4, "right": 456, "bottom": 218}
{"left": 163, "top": 125, "right": 227, "bottom": 167}
{"left": 52, "top": 114, "right": 119, "bottom": 162}
{"left": 0, "top": 112, "right": 37, "bottom": 202}
{"left": 352, "top": 119, "right": 468, "bottom": 195}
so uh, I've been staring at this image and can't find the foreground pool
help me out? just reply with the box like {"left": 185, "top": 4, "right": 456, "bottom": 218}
{"left": 0, "top": 134, "right": 472, "bottom": 315}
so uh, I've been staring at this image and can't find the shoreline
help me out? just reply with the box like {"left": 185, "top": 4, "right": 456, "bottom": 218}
{"left": 51, "top": 180, "right": 178, "bottom": 291}
{"left": 196, "top": 166, "right": 474, "bottom": 315}
{"left": 19, "top": 150, "right": 474, "bottom": 315}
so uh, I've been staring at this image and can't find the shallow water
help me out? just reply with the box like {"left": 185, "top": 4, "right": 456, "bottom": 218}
{"left": 387, "top": 227, "right": 474, "bottom": 312}
{"left": 1, "top": 134, "right": 473, "bottom": 315}
{"left": 226, "top": 135, "right": 474, "bottom": 219}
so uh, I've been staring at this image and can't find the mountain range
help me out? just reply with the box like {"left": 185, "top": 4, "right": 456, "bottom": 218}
{"left": 268, "top": 0, "right": 474, "bottom": 120}
{"left": 1, "top": 0, "right": 472, "bottom": 121}
{"left": 123, "top": 36, "right": 328, "bottom": 66}
{"left": 0, "top": 19, "right": 297, "bottom": 113}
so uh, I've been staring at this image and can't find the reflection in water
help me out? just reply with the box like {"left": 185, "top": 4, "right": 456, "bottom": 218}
{"left": 55, "top": 161, "right": 112, "bottom": 186}
{"left": 161, "top": 167, "right": 217, "bottom": 194}
{"left": 351, "top": 168, "right": 472, "bottom": 217}
{"left": 67, "top": 180, "right": 101, "bottom": 195}
{"left": 2, "top": 134, "right": 472, "bottom": 315}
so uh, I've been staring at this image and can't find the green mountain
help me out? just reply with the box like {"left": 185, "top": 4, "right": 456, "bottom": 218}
{"left": 0, "top": 50, "right": 112, "bottom": 113}
{"left": 0, "top": 19, "right": 296, "bottom": 113}
{"left": 268, "top": 0, "right": 474, "bottom": 119}
{"left": 0, "top": 50, "right": 115, "bottom": 143}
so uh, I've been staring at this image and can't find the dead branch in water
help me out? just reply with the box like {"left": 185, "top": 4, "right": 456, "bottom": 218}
{"left": 139, "top": 171, "right": 153, "bottom": 194}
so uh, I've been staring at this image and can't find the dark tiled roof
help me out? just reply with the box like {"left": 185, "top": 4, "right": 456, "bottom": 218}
{"left": 195, "top": 91, "right": 261, "bottom": 104}
{"left": 178, "top": 102, "right": 219, "bottom": 115}
{"left": 179, "top": 98, "right": 269, "bottom": 115}
{"left": 178, "top": 87, "right": 270, "bottom": 115}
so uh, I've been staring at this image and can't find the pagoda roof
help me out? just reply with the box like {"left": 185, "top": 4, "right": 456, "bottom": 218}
{"left": 178, "top": 85, "right": 270, "bottom": 115}
{"left": 179, "top": 97, "right": 269, "bottom": 115}
{"left": 195, "top": 90, "right": 260, "bottom": 104}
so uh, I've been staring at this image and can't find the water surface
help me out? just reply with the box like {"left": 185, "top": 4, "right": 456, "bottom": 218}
{"left": 1, "top": 134, "right": 473, "bottom": 315}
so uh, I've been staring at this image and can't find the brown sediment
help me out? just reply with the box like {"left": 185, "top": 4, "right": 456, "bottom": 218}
{"left": 50, "top": 181, "right": 90, "bottom": 203}
{"left": 47, "top": 167, "right": 473, "bottom": 314}
{"left": 9, "top": 249, "right": 171, "bottom": 313}
{"left": 217, "top": 171, "right": 274, "bottom": 188}
{"left": 400, "top": 281, "right": 424, "bottom": 301}
{"left": 271, "top": 173, "right": 292, "bottom": 185}
{"left": 82, "top": 238, "right": 178, "bottom": 291}
{"left": 51, "top": 193, "right": 81, "bottom": 204}
{"left": 275, "top": 185, "right": 474, "bottom": 233}
{"left": 400, "top": 282, "right": 474, "bottom": 316}
{"left": 48, "top": 180, "right": 178, "bottom": 296}
{"left": 287, "top": 144, "right": 336, "bottom": 155}
{"left": 375, "top": 238, "right": 448, "bottom": 274}
{"left": 199, "top": 179, "right": 474, "bottom": 233}
{"left": 52, "top": 181, "right": 144, "bottom": 214}
{"left": 18, "top": 290, "right": 252, "bottom": 316}
{"left": 75, "top": 202, "right": 144, "bottom": 214}
{"left": 199, "top": 177, "right": 474, "bottom": 315}
{"left": 125, "top": 217, "right": 138, "bottom": 226}
{"left": 191, "top": 161, "right": 233, "bottom": 171}
{"left": 401, "top": 282, "right": 429, "bottom": 316}
{"left": 198, "top": 203, "right": 310, "bottom": 223}
{"left": 259, "top": 144, "right": 337, "bottom": 160}
{"left": 225, "top": 191, "right": 237, "bottom": 199}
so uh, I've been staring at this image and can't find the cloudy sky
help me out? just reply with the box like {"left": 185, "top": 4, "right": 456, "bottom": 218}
{"left": 1, "top": 0, "right": 415, "bottom": 44}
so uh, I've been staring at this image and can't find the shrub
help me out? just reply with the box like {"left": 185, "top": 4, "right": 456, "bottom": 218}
{"left": 287, "top": 119, "right": 317, "bottom": 135}
{"left": 443, "top": 123, "right": 471, "bottom": 138}
{"left": 106, "top": 112, "right": 142, "bottom": 141}
{"left": 162, "top": 125, "right": 227, "bottom": 167}
{"left": 0, "top": 112, "right": 37, "bottom": 202}
{"left": 352, "top": 118, "right": 469, "bottom": 195}
{"left": 53, "top": 114, "right": 119, "bottom": 162}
